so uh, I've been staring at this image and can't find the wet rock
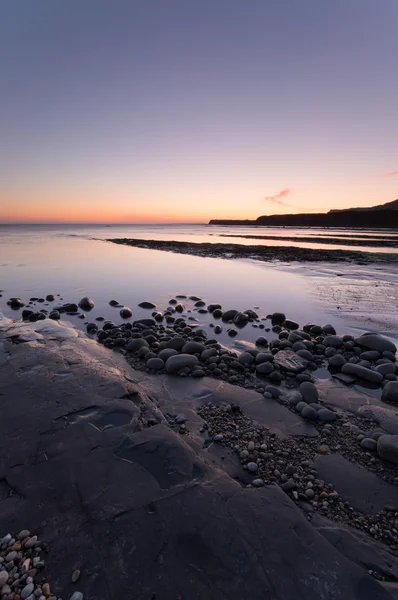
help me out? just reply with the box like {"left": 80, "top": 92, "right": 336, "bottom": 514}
{"left": 165, "top": 337, "right": 186, "bottom": 350}
{"left": 255, "top": 337, "right": 268, "bottom": 346}
{"left": 256, "top": 362, "right": 274, "bottom": 376}
{"left": 382, "top": 381, "right": 398, "bottom": 404}
{"left": 86, "top": 323, "right": 98, "bottom": 333}
{"left": 323, "top": 335, "right": 344, "bottom": 349}
{"left": 238, "top": 352, "right": 254, "bottom": 365}
{"left": 233, "top": 312, "right": 249, "bottom": 326}
{"left": 341, "top": 363, "right": 383, "bottom": 384}
{"left": 299, "top": 382, "right": 318, "bottom": 403}
{"left": 7, "top": 297, "right": 25, "bottom": 309}
{"left": 222, "top": 309, "right": 239, "bottom": 322}
{"left": 377, "top": 434, "right": 398, "bottom": 464}
{"left": 158, "top": 348, "right": 179, "bottom": 361}
{"left": 375, "top": 362, "right": 396, "bottom": 376}
{"left": 138, "top": 301, "right": 156, "bottom": 309}
{"left": 328, "top": 354, "right": 346, "bottom": 369}
{"left": 301, "top": 406, "right": 318, "bottom": 421}
{"left": 273, "top": 349, "right": 308, "bottom": 373}
{"left": 360, "top": 438, "right": 377, "bottom": 451}
{"left": 208, "top": 303, "right": 222, "bottom": 313}
{"left": 247, "top": 462, "right": 258, "bottom": 473}
{"left": 46, "top": 294, "right": 55, "bottom": 302}
{"left": 78, "top": 297, "right": 95, "bottom": 310}
{"left": 255, "top": 352, "right": 274, "bottom": 364}
{"left": 165, "top": 354, "right": 199, "bottom": 373}
{"left": 126, "top": 339, "right": 149, "bottom": 352}
{"left": 271, "top": 312, "right": 285, "bottom": 326}
{"left": 109, "top": 299, "right": 120, "bottom": 306}
{"left": 283, "top": 319, "right": 299, "bottom": 330}
{"left": 120, "top": 307, "right": 133, "bottom": 318}
{"left": 318, "top": 408, "right": 336, "bottom": 422}
{"left": 182, "top": 341, "right": 205, "bottom": 354}
{"left": 354, "top": 333, "right": 396, "bottom": 354}
{"left": 322, "top": 324, "right": 336, "bottom": 335}
{"left": 146, "top": 358, "right": 165, "bottom": 370}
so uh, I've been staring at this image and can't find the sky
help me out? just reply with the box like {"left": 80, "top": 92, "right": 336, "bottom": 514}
{"left": 1, "top": 0, "right": 397, "bottom": 223}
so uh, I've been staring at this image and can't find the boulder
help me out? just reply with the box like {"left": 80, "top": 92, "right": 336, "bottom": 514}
{"left": 222, "top": 309, "right": 239, "bottom": 322}
{"left": 182, "top": 341, "right": 206, "bottom": 354}
{"left": 138, "top": 301, "right": 156, "bottom": 309}
{"left": 165, "top": 354, "right": 199, "bottom": 374}
{"left": 158, "top": 348, "right": 179, "bottom": 361}
{"left": 256, "top": 362, "right": 274, "bottom": 376}
{"left": 354, "top": 334, "right": 396, "bottom": 354}
{"left": 299, "top": 382, "right": 318, "bottom": 403}
{"left": 382, "top": 381, "right": 398, "bottom": 404}
{"left": 377, "top": 435, "right": 398, "bottom": 464}
{"left": 165, "top": 337, "right": 186, "bottom": 351}
{"left": 126, "top": 338, "right": 149, "bottom": 352}
{"left": 146, "top": 357, "right": 165, "bottom": 370}
{"left": 375, "top": 363, "right": 396, "bottom": 376}
{"left": 322, "top": 324, "right": 337, "bottom": 335}
{"left": 323, "top": 336, "right": 344, "bottom": 349}
{"left": 318, "top": 408, "right": 336, "bottom": 422}
{"left": 271, "top": 312, "right": 286, "bottom": 326}
{"left": 255, "top": 352, "right": 274, "bottom": 364}
{"left": 78, "top": 297, "right": 95, "bottom": 310}
{"left": 341, "top": 363, "right": 383, "bottom": 384}
{"left": 238, "top": 352, "right": 255, "bottom": 365}
{"left": 233, "top": 312, "right": 249, "bottom": 326}
{"left": 328, "top": 354, "right": 346, "bottom": 369}
{"left": 274, "top": 349, "right": 308, "bottom": 373}
{"left": 120, "top": 307, "right": 133, "bottom": 318}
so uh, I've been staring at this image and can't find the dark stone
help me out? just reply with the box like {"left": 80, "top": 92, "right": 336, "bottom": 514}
{"left": 139, "top": 302, "right": 156, "bottom": 309}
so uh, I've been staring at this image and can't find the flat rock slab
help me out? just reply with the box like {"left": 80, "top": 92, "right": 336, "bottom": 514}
{"left": 313, "top": 514, "right": 398, "bottom": 583}
{"left": 315, "top": 454, "right": 398, "bottom": 514}
{"left": 273, "top": 348, "right": 308, "bottom": 372}
{"left": 139, "top": 375, "right": 318, "bottom": 438}
{"left": 0, "top": 317, "right": 394, "bottom": 600}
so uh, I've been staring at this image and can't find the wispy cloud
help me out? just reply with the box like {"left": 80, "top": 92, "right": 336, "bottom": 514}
{"left": 264, "top": 188, "right": 292, "bottom": 206}
{"left": 386, "top": 171, "right": 398, "bottom": 177}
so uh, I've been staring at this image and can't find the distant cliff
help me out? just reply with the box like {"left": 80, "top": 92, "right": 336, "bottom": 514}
{"left": 209, "top": 199, "right": 398, "bottom": 228}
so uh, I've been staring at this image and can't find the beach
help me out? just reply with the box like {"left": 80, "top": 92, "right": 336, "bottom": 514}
{"left": 1, "top": 224, "right": 398, "bottom": 599}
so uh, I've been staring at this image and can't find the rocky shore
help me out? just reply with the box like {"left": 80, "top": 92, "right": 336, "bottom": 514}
{"left": 2, "top": 293, "right": 398, "bottom": 598}
{"left": 107, "top": 237, "right": 398, "bottom": 263}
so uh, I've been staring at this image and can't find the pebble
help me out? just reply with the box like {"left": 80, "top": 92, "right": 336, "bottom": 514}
{"left": 247, "top": 462, "right": 258, "bottom": 473}
{"left": 299, "top": 382, "right": 318, "bottom": 403}
{"left": 360, "top": 438, "right": 377, "bottom": 451}
{"left": 0, "top": 572, "right": 9, "bottom": 586}
{"left": 24, "top": 537, "right": 37, "bottom": 549}
{"left": 71, "top": 570, "right": 80, "bottom": 583}
{"left": 21, "top": 584, "right": 34, "bottom": 599}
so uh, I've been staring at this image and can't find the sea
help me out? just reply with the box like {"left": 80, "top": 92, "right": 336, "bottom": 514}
{"left": 1, "top": 223, "right": 398, "bottom": 350}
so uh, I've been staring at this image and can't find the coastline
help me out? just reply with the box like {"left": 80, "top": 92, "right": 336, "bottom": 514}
{"left": 107, "top": 237, "right": 398, "bottom": 264}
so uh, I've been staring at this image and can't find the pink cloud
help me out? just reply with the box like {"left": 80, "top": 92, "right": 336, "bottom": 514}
{"left": 264, "top": 188, "right": 292, "bottom": 206}
{"left": 386, "top": 171, "right": 398, "bottom": 177}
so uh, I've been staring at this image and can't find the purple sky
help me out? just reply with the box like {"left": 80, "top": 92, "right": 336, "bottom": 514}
{"left": 1, "top": 0, "right": 397, "bottom": 222}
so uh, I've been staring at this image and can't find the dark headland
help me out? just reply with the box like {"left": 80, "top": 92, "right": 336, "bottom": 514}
{"left": 209, "top": 198, "right": 398, "bottom": 227}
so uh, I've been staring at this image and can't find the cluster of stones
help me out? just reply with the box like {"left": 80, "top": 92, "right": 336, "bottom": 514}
{"left": 197, "top": 402, "right": 398, "bottom": 550}
{"left": 87, "top": 302, "right": 398, "bottom": 395}
{"left": 0, "top": 531, "right": 82, "bottom": 600}
{"left": 8, "top": 296, "right": 95, "bottom": 324}
{"left": 8, "top": 294, "right": 398, "bottom": 400}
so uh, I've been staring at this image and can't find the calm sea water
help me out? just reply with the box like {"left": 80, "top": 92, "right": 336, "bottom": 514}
{"left": 1, "top": 223, "right": 397, "bottom": 349}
